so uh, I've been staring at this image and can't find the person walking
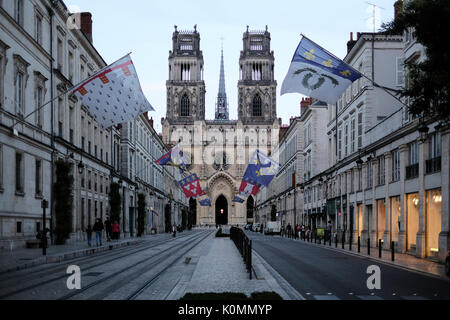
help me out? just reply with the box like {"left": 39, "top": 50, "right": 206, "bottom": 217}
{"left": 286, "top": 223, "right": 292, "bottom": 239}
{"left": 104, "top": 217, "right": 112, "bottom": 242}
{"left": 326, "top": 220, "right": 333, "bottom": 242}
{"left": 172, "top": 224, "right": 177, "bottom": 237}
{"left": 112, "top": 221, "right": 120, "bottom": 240}
{"left": 93, "top": 218, "right": 104, "bottom": 246}
{"left": 86, "top": 224, "right": 93, "bottom": 247}
{"left": 296, "top": 224, "right": 301, "bottom": 239}
{"left": 301, "top": 224, "right": 305, "bottom": 240}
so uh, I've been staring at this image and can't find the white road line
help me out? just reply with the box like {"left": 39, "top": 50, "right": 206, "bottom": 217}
{"left": 314, "top": 295, "right": 340, "bottom": 300}
{"left": 357, "top": 295, "right": 383, "bottom": 300}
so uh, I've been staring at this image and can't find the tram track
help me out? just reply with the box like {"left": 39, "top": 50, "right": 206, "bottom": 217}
{"left": 59, "top": 230, "right": 213, "bottom": 300}
{"left": 0, "top": 230, "right": 205, "bottom": 300}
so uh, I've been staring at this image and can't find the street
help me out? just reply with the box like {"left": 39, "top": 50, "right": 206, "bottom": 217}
{"left": 247, "top": 232, "right": 450, "bottom": 300}
{"left": 0, "top": 230, "right": 213, "bottom": 300}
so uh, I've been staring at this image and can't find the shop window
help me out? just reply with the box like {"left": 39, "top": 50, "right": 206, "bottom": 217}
{"left": 426, "top": 189, "right": 442, "bottom": 257}
{"left": 406, "top": 193, "right": 419, "bottom": 251}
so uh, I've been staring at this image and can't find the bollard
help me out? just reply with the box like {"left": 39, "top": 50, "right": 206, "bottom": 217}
{"left": 367, "top": 238, "right": 370, "bottom": 255}
{"left": 358, "top": 236, "right": 361, "bottom": 253}
{"left": 335, "top": 234, "right": 338, "bottom": 248}
{"left": 379, "top": 239, "right": 382, "bottom": 258}
{"left": 391, "top": 241, "right": 395, "bottom": 261}
{"left": 329, "top": 235, "right": 332, "bottom": 246}
{"left": 349, "top": 237, "right": 352, "bottom": 251}
{"left": 341, "top": 234, "right": 345, "bottom": 249}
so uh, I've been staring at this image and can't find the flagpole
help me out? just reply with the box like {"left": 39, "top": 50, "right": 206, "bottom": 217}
{"left": 299, "top": 34, "right": 409, "bottom": 110}
{"left": 10, "top": 52, "right": 133, "bottom": 133}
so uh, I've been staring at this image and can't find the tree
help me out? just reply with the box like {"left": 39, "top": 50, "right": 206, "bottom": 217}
{"left": 109, "top": 183, "right": 121, "bottom": 226}
{"left": 54, "top": 159, "right": 74, "bottom": 244}
{"left": 381, "top": 0, "right": 450, "bottom": 122}
{"left": 137, "top": 193, "right": 146, "bottom": 237}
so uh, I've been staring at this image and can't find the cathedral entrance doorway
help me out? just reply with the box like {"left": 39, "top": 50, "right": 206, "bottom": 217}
{"left": 215, "top": 195, "right": 228, "bottom": 226}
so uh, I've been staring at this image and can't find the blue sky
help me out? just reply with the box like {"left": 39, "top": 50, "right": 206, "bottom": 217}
{"left": 65, "top": 0, "right": 398, "bottom": 133}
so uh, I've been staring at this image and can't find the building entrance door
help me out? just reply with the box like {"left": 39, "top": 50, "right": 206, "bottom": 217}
{"left": 215, "top": 195, "right": 228, "bottom": 226}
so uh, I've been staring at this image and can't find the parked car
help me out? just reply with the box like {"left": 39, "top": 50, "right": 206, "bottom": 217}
{"left": 446, "top": 251, "right": 450, "bottom": 276}
{"left": 244, "top": 223, "right": 252, "bottom": 230}
{"left": 252, "top": 223, "right": 261, "bottom": 232}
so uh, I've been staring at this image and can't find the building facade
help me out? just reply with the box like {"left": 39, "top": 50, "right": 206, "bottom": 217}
{"left": 0, "top": 0, "right": 182, "bottom": 249}
{"left": 162, "top": 26, "right": 280, "bottom": 226}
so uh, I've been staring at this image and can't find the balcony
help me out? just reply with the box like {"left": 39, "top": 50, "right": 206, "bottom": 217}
{"left": 405, "top": 163, "right": 419, "bottom": 180}
{"left": 426, "top": 157, "right": 441, "bottom": 174}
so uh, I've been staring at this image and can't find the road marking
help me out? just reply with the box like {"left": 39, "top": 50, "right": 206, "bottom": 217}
{"left": 314, "top": 295, "right": 340, "bottom": 300}
{"left": 357, "top": 295, "right": 383, "bottom": 300}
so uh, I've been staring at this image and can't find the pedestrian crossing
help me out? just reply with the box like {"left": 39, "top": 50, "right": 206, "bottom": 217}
{"left": 306, "top": 293, "right": 446, "bottom": 300}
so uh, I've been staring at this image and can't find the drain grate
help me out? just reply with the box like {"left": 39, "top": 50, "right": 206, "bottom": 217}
{"left": 84, "top": 272, "right": 103, "bottom": 277}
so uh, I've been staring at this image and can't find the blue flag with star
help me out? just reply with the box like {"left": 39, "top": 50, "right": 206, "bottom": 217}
{"left": 232, "top": 196, "right": 245, "bottom": 203}
{"left": 199, "top": 198, "right": 211, "bottom": 207}
{"left": 281, "top": 35, "right": 362, "bottom": 104}
{"left": 244, "top": 150, "right": 280, "bottom": 187}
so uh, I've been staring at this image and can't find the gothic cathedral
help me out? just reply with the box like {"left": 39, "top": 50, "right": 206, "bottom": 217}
{"left": 162, "top": 25, "right": 280, "bottom": 226}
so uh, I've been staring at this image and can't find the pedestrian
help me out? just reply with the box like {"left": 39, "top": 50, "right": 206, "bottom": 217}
{"left": 112, "top": 221, "right": 120, "bottom": 240}
{"left": 296, "top": 224, "right": 301, "bottom": 239}
{"left": 172, "top": 224, "right": 177, "bottom": 237}
{"left": 326, "top": 220, "right": 332, "bottom": 242}
{"left": 286, "top": 223, "right": 292, "bottom": 238}
{"left": 104, "top": 217, "right": 112, "bottom": 242}
{"left": 301, "top": 224, "right": 305, "bottom": 240}
{"left": 93, "top": 218, "right": 104, "bottom": 246}
{"left": 86, "top": 224, "right": 93, "bottom": 247}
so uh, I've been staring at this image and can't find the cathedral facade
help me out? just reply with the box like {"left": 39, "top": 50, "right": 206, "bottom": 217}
{"left": 162, "top": 26, "right": 280, "bottom": 226}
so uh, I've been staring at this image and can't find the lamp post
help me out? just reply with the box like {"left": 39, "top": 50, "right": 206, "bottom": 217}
{"left": 418, "top": 122, "right": 429, "bottom": 143}
{"left": 41, "top": 199, "right": 48, "bottom": 255}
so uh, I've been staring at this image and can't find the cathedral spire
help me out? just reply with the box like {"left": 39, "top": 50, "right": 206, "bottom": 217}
{"left": 215, "top": 40, "right": 229, "bottom": 120}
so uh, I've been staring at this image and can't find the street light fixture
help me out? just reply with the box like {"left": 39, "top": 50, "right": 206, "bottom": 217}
{"left": 77, "top": 161, "right": 85, "bottom": 175}
{"left": 356, "top": 158, "right": 363, "bottom": 170}
{"left": 418, "top": 122, "right": 429, "bottom": 143}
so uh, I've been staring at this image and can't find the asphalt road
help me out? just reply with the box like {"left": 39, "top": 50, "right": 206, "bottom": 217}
{"left": 246, "top": 231, "right": 450, "bottom": 300}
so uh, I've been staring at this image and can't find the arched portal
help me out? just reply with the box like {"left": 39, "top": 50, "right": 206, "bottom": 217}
{"left": 215, "top": 195, "right": 228, "bottom": 226}
{"left": 247, "top": 196, "right": 254, "bottom": 223}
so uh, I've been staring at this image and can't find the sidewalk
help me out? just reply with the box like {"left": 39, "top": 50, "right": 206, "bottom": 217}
{"left": 167, "top": 231, "right": 303, "bottom": 300}
{"left": 0, "top": 235, "right": 154, "bottom": 274}
{"left": 280, "top": 235, "right": 449, "bottom": 281}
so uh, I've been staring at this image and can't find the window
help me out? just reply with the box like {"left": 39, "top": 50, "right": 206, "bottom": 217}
{"left": 57, "top": 38, "right": 63, "bottom": 70}
{"left": 351, "top": 169, "right": 354, "bottom": 192}
{"left": 378, "top": 156, "right": 385, "bottom": 185}
{"left": 181, "top": 64, "right": 191, "bottom": 81}
{"left": 367, "top": 161, "right": 373, "bottom": 188}
{"left": 16, "top": 72, "right": 24, "bottom": 115}
{"left": 35, "top": 159, "right": 42, "bottom": 196}
{"left": 68, "top": 51, "right": 74, "bottom": 81}
{"left": 358, "top": 168, "right": 362, "bottom": 191}
{"left": 252, "top": 94, "right": 262, "bottom": 117}
{"left": 409, "top": 142, "right": 418, "bottom": 165}
{"left": 35, "top": 13, "right": 43, "bottom": 45}
{"left": 351, "top": 117, "right": 356, "bottom": 153}
{"left": 0, "top": 43, "right": 7, "bottom": 108}
{"left": 36, "top": 86, "right": 43, "bottom": 127}
{"left": 308, "top": 123, "right": 312, "bottom": 143}
{"left": 81, "top": 137, "right": 85, "bottom": 151}
{"left": 88, "top": 141, "right": 91, "bottom": 154}
{"left": 69, "top": 105, "right": 74, "bottom": 143}
{"left": 15, "top": 0, "right": 23, "bottom": 26}
{"left": 426, "top": 133, "right": 441, "bottom": 174}
{"left": 252, "top": 63, "right": 262, "bottom": 80}
{"left": 180, "top": 94, "right": 190, "bottom": 117}
{"left": 338, "top": 128, "right": 342, "bottom": 160}
{"left": 392, "top": 149, "right": 401, "bottom": 182}
{"left": 344, "top": 122, "right": 349, "bottom": 156}
{"left": 396, "top": 57, "right": 404, "bottom": 86}
{"left": 17, "top": 221, "right": 22, "bottom": 233}
{"left": 15, "top": 152, "right": 24, "bottom": 194}
{"left": 357, "top": 113, "right": 363, "bottom": 149}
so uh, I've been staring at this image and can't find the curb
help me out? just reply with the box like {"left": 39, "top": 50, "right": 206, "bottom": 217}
{"left": 277, "top": 236, "right": 450, "bottom": 282}
{"left": 0, "top": 239, "right": 143, "bottom": 274}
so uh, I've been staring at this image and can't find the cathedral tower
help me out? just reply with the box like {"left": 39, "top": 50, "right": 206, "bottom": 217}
{"left": 165, "top": 25, "right": 206, "bottom": 124}
{"left": 215, "top": 45, "right": 229, "bottom": 120}
{"left": 238, "top": 26, "right": 277, "bottom": 124}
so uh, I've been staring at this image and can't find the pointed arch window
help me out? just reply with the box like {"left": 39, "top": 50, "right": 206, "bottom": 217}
{"left": 252, "top": 94, "right": 262, "bottom": 117}
{"left": 180, "top": 94, "right": 190, "bottom": 117}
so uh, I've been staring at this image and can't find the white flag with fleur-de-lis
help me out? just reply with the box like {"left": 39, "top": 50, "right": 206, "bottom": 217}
{"left": 72, "top": 54, "right": 154, "bottom": 128}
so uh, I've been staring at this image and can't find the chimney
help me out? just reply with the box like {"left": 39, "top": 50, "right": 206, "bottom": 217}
{"left": 300, "top": 97, "right": 313, "bottom": 115}
{"left": 394, "top": 0, "right": 403, "bottom": 21}
{"left": 80, "top": 12, "right": 93, "bottom": 43}
{"left": 149, "top": 117, "right": 154, "bottom": 129}
{"left": 347, "top": 32, "right": 357, "bottom": 53}
{"left": 145, "top": 112, "right": 154, "bottom": 128}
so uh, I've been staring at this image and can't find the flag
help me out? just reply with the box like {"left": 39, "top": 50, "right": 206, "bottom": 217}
{"left": 281, "top": 36, "right": 362, "bottom": 104}
{"left": 72, "top": 54, "right": 154, "bottom": 128}
{"left": 178, "top": 173, "right": 204, "bottom": 198}
{"left": 200, "top": 198, "right": 211, "bottom": 207}
{"left": 232, "top": 196, "right": 245, "bottom": 203}
{"left": 239, "top": 177, "right": 261, "bottom": 197}
{"left": 245, "top": 150, "right": 280, "bottom": 187}
{"left": 156, "top": 144, "right": 186, "bottom": 173}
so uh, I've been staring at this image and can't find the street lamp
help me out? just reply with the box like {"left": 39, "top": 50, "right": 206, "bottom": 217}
{"left": 356, "top": 158, "right": 363, "bottom": 170}
{"left": 418, "top": 122, "right": 429, "bottom": 143}
{"left": 77, "top": 161, "right": 85, "bottom": 175}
